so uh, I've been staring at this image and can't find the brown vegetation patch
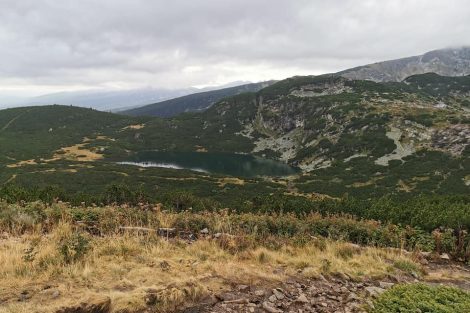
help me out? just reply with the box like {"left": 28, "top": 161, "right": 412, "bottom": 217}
{"left": 122, "top": 124, "right": 145, "bottom": 130}
{"left": 217, "top": 177, "right": 245, "bottom": 187}
{"left": 7, "top": 159, "right": 38, "bottom": 168}
{"left": 195, "top": 145, "right": 208, "bottom": 152}
{"left": 53, "top": 143, "right": 103, "bottom": 162}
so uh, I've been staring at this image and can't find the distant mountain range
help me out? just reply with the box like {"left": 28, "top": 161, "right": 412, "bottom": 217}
{"left": 1, "top": 47, "right": 470, "bottom": 118}
{"left": 340, "top": 47, "right": 470, "bottom": 82}
{"left": 123, "top": 47, "right": 470, "bottom": 117}
{"left": 0, "top": 81, "right": 259, "bottom": 112}
{"left": 123, "top": 81, "right": 276, "bottom": 117}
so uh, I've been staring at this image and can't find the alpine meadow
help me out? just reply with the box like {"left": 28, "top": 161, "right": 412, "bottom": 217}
{"left": 0, "top": 1, "right": 469, "bottom": 313}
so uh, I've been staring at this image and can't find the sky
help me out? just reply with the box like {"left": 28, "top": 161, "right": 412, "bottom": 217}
{"left": 0, "top": 0, "right": 469, "bottom": 97}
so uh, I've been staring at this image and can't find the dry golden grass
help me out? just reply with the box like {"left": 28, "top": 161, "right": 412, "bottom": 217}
{"left": 6, "top": 159, "right": 38, "bottom": 168}
{"left": 194, "top": 145, "right": 208, "bottom": 152}
{"left": 52, "top": 143, "right": 103, "bottom": 162}
{"left": 122, "top": 124, "right": 145, "bottom": 130}
{"left": 0, "top": 221, "right": 419, "bottom": 313}
{"left": 217, "top": 177, "right": 245, "bottom": 187}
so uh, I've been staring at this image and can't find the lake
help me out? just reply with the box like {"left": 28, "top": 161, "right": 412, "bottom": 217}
{"left": 118, "top": 151, "right": 300, "bottom": 177}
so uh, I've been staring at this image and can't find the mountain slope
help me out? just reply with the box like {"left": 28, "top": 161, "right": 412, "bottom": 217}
{"left": 340, "top": 47, "right": 470, "bottom": 82}
{"left": 5, "top": 88, "right": 201, "bottom": 112}
{"left": 123, "top": 81, "right": 275, "bottom": 117}
{"left": 1, "top": 74, "right": 469, "bottom": 199}
{"left": 144, "top": 73, "right": 469, "bottom": 197}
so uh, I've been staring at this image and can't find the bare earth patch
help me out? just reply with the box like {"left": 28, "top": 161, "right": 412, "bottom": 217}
{"left": 122, "top": 124, "right": 146, "bottom": 130}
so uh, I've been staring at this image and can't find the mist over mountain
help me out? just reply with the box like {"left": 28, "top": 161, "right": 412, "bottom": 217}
{"left": 123, "top": 81, "right": 276, "bottom": 117}
{"left": 0, "top": 82, "right": 257, "bottom": 112}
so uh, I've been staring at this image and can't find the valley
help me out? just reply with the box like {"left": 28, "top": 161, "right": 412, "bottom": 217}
{"left": 1, "top": 73, "right": 468, "bottom": 203}
{"left": 2, "top": 1, "right": 470, "bottom": 311}
{"left": 1, "top": 66, "right": 469, "bottom": 313}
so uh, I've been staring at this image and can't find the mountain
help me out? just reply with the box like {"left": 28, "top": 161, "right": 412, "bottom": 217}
{"left": 16, "top": 87, "right": 199, "bottom": 112}
{"left": 1, "top": 82, "right": 258, "bottom": 112}
{"left": 340, "top": 47, "right": 470, "bottom": 82}
{"left": 0, "top": 73, "right": 468, "bottom": 200}
{"left": 123, "top": 81, "right": 276, "bottom": 117}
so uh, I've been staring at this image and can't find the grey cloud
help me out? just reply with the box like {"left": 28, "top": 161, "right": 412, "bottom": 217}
{"left": 0, "top": 0, "right": 469, "bottom": 93}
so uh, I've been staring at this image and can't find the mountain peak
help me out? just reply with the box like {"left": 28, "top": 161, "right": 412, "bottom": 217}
{"left": 340, "top": 47, "right": 470, "bottom": 82}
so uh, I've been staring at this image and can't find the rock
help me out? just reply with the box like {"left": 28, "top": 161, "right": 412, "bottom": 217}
{"left": 420, "top": 251, "right": 432, "bottom": 259}
{"left": 378, "top": 282, "right": 394, "bottom": 289}
{"left": 295, "top": 294, "right": 309, "bottom": 303}
{"left": 237, "top": 284, "right": 250, "bottom": 292}
{"left": 347, "top": 292, "right": 360, "bottom": 301}
{"left": 56, "top": 295, "right": 111, "bottom": 313}
{"left": 262, "top": 301, "right": 283, "bottom": 313}
{"left": 254, "top": 290, "right": 266, "bottom": 297}
{"left": 335, "top": 272, "right": 350, "bottom": 281}
{"left": 268, "top": 295, "right": 277, "bottom": 302}
{"left": 440, "top": 253, "right": 450, "bottom": 260}
{"left": 317, "top": 274, "right": 328, "bottom": 282}
{"left": 365, "top": 286, "right": 386, "bottom": 298}
{"left": 216, "top": 293, "right": 239, "bottom": 302}
{"left": 272, "top": 288, "right": 285, "bottom": 300}
{"left": 40, "top": 288, "right": 61, "bottom": 299}
{"left": 51, "top": 290, "right": 61, "bottom": 299}
{"left": 200, "top": 228, "right": 209, "bottom": 234}
{"left": 223, "top": 298, "right": 249, "bottom": 304}
{"left": 157, "top": 228, "right": 176, "bottom": 238}
{"left": 214, "top": 232, "right": 222, "bottom": 238}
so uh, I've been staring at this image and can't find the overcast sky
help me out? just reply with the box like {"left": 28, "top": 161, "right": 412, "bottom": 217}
{"left": 1, "top": 0, "right": 469, "bottom": 97}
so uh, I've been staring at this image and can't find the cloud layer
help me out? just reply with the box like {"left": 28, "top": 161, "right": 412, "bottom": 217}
{"left": 0, "top": 0, "right": 469, "bottom": 94}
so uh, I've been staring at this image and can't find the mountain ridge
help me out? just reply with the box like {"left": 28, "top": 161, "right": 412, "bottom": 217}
{"left": 340, "top": 46, "right": 470, "bottom": 82}
{"left": 123, "top": 81, "right": 276, "bottom": 117}
{"left": 0, "top": 72, "right": 468, "bottom": 200}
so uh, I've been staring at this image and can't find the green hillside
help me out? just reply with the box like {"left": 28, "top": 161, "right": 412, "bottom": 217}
{"left": 0, "top": 73, "right": 469, "bottom": 205}
{"left": 123, "top": 81, "right": 275, "bottom": 117}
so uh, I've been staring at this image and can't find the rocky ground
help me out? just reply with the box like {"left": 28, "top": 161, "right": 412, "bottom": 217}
{"left": 196, "top": 275, "right": 390, "bottom": 313}
{"left": 2, "top": 224, "right": 469, "bottom": 313}
{"left": 183, "top": 259, "right": 470, "bottom": 313}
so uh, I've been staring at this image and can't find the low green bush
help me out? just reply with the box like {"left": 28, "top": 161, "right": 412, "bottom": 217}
{"left": 370, "top": 283, "right": 470, "bottom": 313}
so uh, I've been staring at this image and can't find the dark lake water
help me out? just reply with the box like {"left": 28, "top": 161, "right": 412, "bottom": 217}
{"left": 118, "top": 151, "right": 300, "bottom": 177}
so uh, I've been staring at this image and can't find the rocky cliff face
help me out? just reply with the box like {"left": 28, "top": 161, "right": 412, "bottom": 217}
{"left": 340, "top": 47, "right": 470, "bottom": 82}
{"left": 189, "top": 73, "right": 469, "bottom": 197}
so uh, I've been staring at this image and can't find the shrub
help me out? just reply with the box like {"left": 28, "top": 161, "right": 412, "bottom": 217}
{"left": 370, "top": 284, "right": 470, "bottom": 313}
{"left": 58, "top": 232, "right": 90, "bottom": 264}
